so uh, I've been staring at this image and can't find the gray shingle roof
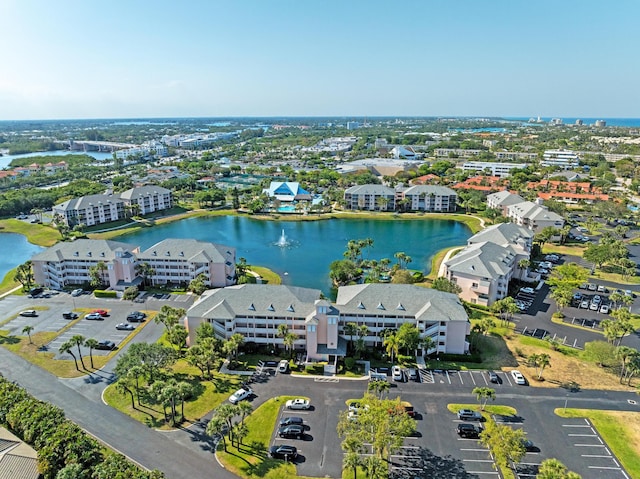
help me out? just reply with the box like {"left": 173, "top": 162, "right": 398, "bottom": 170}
{"left": 487, "top": 190, "right": 524, "bottom": 207}
{"left": 468, "top": 223, "right": 533, "bottom": 247}
{"left": 54, "top": 193, "right": 123, "bottom": 211}
{"left": 119, "top": 185, "right": 171, "bottom": 200}
{"left": 138, "top": 239, "right": 234, "bottom": 263}
{"left": 0, "top": 454, "right": 39, "bottom": 479}
{"left": 187, "top": 284, "right": 322, "bottom": 319}
{"left": 444, "top": 241, "right": 515, "bottom": 279}
{"left": 402, "top": 185, "right": 457, "bottom": 196}
{"left": 335, "top": 284, "right": 468, "bottom": 322}
{"left": 344, "top": 184, "right": 395, "bottom": 195}
{"left": 31, "top": 239, "right": 137, "bottom": 262}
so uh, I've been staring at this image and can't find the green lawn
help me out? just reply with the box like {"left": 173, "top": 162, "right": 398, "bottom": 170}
{"left": 0, "top": 219, "right": 60, "bottom": 246}
{"left": 0, "top": 266, "right": 20, "bottom": 296}
{"left": 556, "top": 408, "right": 640, "bottom": 479}
{"left": 216, "top": 396, "right": 319, "bottom": 479}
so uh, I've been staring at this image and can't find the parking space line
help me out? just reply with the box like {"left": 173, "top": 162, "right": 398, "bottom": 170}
{"left": 469, "top": 372, "right": 477, "bottom": 386}
{"left": 457, "top": 371, "right": 463, "bottom": 385}
{"left": 588, "top": 466, "right": 623, "bottom": 470}
{"left": 504, "top": 374, "right": 513, "bottom": 386}
{"left": 445, "top": 370, "right": 451, "bottom": 384}
{"left": 581, "top": 455, "right": 612, "bottom": 458}
{"left": 463, "top": 459, "right": 493, "bottom": 463}
{"left": 568, "top": 434, "right": 597, "bottom": 437}
{"left": 461, "top": 448, "right": 487, "bottom": 452}
{"left": 563, "top": 424, "right": 590, "bottom": 428}
{"left": 574, "top": 444, "right": 606, "bottom": 447}
{"left": 466, "top": 471, "right": 499, "bottom": 475}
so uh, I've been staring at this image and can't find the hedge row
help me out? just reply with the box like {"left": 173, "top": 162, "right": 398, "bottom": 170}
{"left": 94, "top": 290, "right": 117, "bottom": 298}
{"left": 0, "top": 378, "right": 163, "bottom": 479}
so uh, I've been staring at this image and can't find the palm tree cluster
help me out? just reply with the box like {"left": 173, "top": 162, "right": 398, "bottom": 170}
{"left": 205, "top": 401, "right": 253, "bottom": 452}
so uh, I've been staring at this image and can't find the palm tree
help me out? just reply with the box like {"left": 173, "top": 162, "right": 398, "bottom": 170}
{"left": 344, "top": 322, "right": 358, "bottom": 353}
{"left": 236, "top": 401, "right": 253, "bottom": 424}
{"left": 22, "top": 325, "right": 34, "bottom": 344}
{"left": 206, "top": 415, "right": 228, "bottom": 452}
{"left": 84, "top": 338, "right": 99, "bottom": 369}
{"left": 215, "top": 404, "right": 237, "bottom": 443}
{"left": 343, "top": 452, "right": 361, "bottom": 479}
{"left": 535, "top": 353, "right": 551, "bottom": 379}
{"left": 233, "top": 422, "right": 249, "bottom": 449}
{"left": 176, "top": 381, "right": 193, "bottom": 421}
{"left": 71, "top": 334, "right": 86, "bottom": 369}
{"left": 383, "top": 333, "right": 400, "bottom": 363}
{"left": 283, "top": 333, "right": 297, "bottom": 358}
{"left": 472, "top": 386, "right": 496, "bottom": 410}
{"left": 59, "top": 341, "right": 79, "bottom": 371}
{"left": 115, "top": 378, "right": 136, "bottom": 409}
{"left": 615, "top": 346, "right": 636, "bottom": 383}
{"left": 422, "top": 336, "right": 436, "bottom": 357}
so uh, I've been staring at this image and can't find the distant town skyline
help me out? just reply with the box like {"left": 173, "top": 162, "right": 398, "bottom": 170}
{"left": 1, "top": 0, "right": 639, "bottom": 121}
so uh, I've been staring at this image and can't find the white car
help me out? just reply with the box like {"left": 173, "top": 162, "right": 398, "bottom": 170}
{"left": 392, "top": 365, "right": 404, "bottom": 382}
{"left": 589, "top": 302, "right": 599, "bottom": 311}
{"left": 520, "top": 287, "right": 535, "bottom": 294}
{"left": 600, "top": 304, "right": 610, "bottom": 314}
{"left": 511, "top": 370, "right": 526, "bottom": 385}
{"left": 229, "top": 387, "right": 253, "bottom": 404}
{"left": 286, "top": 398, "right": 311, "bottom": 410}
{"left": 71, "top": 288, "right": 83, "bottom": 297}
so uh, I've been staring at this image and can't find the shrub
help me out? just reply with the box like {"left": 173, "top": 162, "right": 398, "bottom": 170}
{"left": 94, "top": 290, "right": 117, "bottom": 298}
{"left": 123, "top": 286, "right": 138, "bottom": 301}
{"left": 344, "top": 357, "right": 355, "bottom": 371}
{"left": 582, "top": 340, "right": 616, "bottom": 367}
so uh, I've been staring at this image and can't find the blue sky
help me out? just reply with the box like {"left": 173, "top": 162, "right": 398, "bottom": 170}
{"left": 1, "top": 0, "right": 639, "bottom": 120}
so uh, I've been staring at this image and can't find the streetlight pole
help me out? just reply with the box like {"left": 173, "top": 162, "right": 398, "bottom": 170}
{"left": 564, "top": 394, "right": 569, "bottom": 413}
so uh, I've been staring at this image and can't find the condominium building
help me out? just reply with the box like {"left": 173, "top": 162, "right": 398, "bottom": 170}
{"left": 541, "top": 149, "right": 580, "bottom": 169}
{"left": 31, "top": 238, "right": 235, "bottom": 290}
{"left": 53, "top": 187, "right": 173, "bottom": 227}
{"left": 442, "top": 223, "right": 536, "bottom": 306}
{"left": 343, "top": 185, "right": 395, "bottom": 211}
{"left": 137, "top": 239, "right": 236, "bottom": 288}
{"left": 486, "top": 190, "right": 526, "bottom": 215}
{"left": 434, "top": 148, "right": 482, "bottom": 158}
{"left": 494, "top": 152, "right": 538, "bottom": 161}
{"left": 32, "top": 239, "right": 139, "bottom": 290}
{"left": 119, "top": 186, "right": 173, "bottom": 215}
{"left": 53, "top": 194, "right": 125, "bottom": 227}
{"left": 506, "top": 201, "right": 565, "bottom": 233}
{"left": 399, "top": 185, "right": 457, "bottom": 212}
{"left": 461, "top": 161, "right": 529, "bottom": 178}
{"left": 185, "top": 283, "right": 470, "bottom": 372}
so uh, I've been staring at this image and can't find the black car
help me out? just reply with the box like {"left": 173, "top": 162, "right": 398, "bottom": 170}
{"left": 279, "top": 416, "right": 303, "bottom": 427}
{"left": 95, "top": 340, "right": 116, "bottom": 350}
{"left": 521, "top": 439, "right": 537, "bottom": 452}
{"left": 62, "top": 312, "right": 79, "bottom": 320}
{"left": 487, "top": 371, "right": 499, "bottom": 383}
{"left": 269, "top": 445, "right": 297, "bottom": 460}
{"left": 277, "top": 424, "right": 304, "bottom": 438}
{"left": 127, "top": 311, "right": 146, "bottom": 322}
{"left": 457, "top": 423, "right": 483, "bottom": 438}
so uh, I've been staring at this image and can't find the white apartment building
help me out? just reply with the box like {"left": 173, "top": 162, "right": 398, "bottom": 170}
{"left": 434, "top": 148, "right": 482, "bottom": 158}
{"left": 53, "top": 187, "right": 173, "bottom": 227}
{"left": 486, "top": 190, "right": 525, "bottom": 215}
{"left": 137, "top": 239, "right": 236, "bottom": 288}
{"left": 507, "top": 201, "right": 565, "bottom": 233}
{"left": 344, "top": 185, "right": 396, "bottom": 211}
{"left": 442, "top": 223, "right": 536, "bottom": 306}
{"left": 461, "top": 161, "right": 529, "bottom": 178}
{"left": 185, "top": 283, "right": 470, "bottom": 371}
{"left": 53, "top": 194, "right": 125, "bottom": 227}
{"left": 541, "top": 149, "right": 580, "bottom": 169}
{"left": 494, "top": 151, "right": 538, "bottom": 161}
{"left": 32, "top": 239, "right": 139, "bottom": 290}
{"left": 31, "top": 238, "right": 235, "bottom": 291}
{"left": 119, "top": 186, "right": 173, "bottom": 215}
{"left": 114, "top": 141, "right": 168, "bottom": 160}
{"left": 399, "top": 185, "right": 457, "bottom": 212}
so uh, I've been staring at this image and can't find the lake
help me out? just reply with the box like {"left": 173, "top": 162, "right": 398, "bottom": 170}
{"left": 0, "top": 233, "right": 44, "bottom": 283}
{"left": 116, "top": 215, "right": 472, "bottom": 293}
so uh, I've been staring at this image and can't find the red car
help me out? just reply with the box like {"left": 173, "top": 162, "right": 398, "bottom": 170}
{"left": 92, "top": 309, "right": 109, "bottom": 317}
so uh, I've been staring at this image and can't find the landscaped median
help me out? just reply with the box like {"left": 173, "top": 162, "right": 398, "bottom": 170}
{"left": 555, "top": 408, "right": 640, "bottom": 479}
{"left": 215, "top": 396, "right": 319, "bottom": 479}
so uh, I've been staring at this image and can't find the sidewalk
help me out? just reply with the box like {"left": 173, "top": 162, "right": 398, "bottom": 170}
{"left": 0, "top": 285, "right": 22, "bottom": 300}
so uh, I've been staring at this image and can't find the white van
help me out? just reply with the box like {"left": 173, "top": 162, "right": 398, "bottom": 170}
{"left": 278, "top": 360, "right": 290, "bottom": 373}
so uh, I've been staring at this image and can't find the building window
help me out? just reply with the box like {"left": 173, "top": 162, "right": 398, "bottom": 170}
{"left": 328, "top": 317, "right": 337, "bottom": 325}
{"left": 308, "top": 325, "right": 316, "bottom": 332}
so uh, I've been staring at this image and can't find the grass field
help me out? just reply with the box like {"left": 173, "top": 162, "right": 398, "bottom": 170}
{"left": 0, "top": 218, "right": 60, "bottom": 246}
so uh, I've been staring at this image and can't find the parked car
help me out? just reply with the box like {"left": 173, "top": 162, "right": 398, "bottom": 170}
{"left": 62, "top": 312, "right": 78, "bottom": 320}
{"left": 229, "top": 387, "right": 253, "bottom": 404}
{"left": 600, "top": 304, "right": 610, "bottom": 314}
{"left": 592, "top": 295, "right": 602, "bottom": 304}
{"left": 457, "top": 409, "right": 482, "bottom": 421}
{"left": 84, "top": 313, "right": 103, "bottom": 321}
{"left": 95, "top": 340, "right": 115, "bottom": 350}
{"left": 457, "top": 423, "right": 483, "bottom": 438}
{"left": 406, "top": 368, "right": 418, "bottom": 381}
{"left": 589, "top": 302, "right": 599, "bottom": 311}
{"left": 587, "top": 283, "right": 597, "bottom": 291}
{"left": 278, "top": 360, "right": 290, "bottom": 373}
{"left": 539, "top": 261, "right": 553, "bottom": 269}
{"left": 278, "top": 424, "right": 305, "bottom": 438}
{"left": 269, "top": 445, "right": 297, "bottom": 460}
{"left": 597, "top": 285, "right": 607, "bottom": 293}
{"left": 19, "top": 310, "right": 37, "bottom": 317}
{"left": 286, "top": 398, "right": 311, "bottom": 410}
{"left": 519, "top": 287, "right": 535, "bottom": 294}
{"left": 521, "top": 438, "right": 537, "bottom": 452}
{"left": 28, "top": 287, "right": 43, "bottom": 297}
{"left": 71, "top": 288, "right": 83, "bottom": 297}
{"left": 92, "top": 309, "right": 108, "bottom": 317}
{"left": 511, "top": 370, "right": 526, "bottom": 385}
{"left": 127, "top": 311, "right": 146, "bottom": 322}
{"left": 279, "top": 416, "right": 303, "bottom": 427}
{"left": 116, "top": 323, "right": 135, "bottom": 331}
{"left": 579, "top": 283, "right": 588, "bottom": 290}
{"left": 487, "top": 371, "right": 499, "bottom": 383}
{"left": 392, "top": 365, "right": 405, "bottom": 382}
{"left": 572, "top": 292, "right": 582, "bottom": 301}
{"left": 580, "top": 300, "right": 590, "bottom": 309}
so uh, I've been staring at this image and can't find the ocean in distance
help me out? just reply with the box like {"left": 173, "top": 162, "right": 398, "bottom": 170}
{"left": 506, "top": 117, "right": 640, "bottom": 127}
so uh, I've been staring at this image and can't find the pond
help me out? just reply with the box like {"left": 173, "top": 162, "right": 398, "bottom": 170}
{"left": 116, "top": 215, "right": 472, "bottom": 294}
{"left": 0, "top": 233, "right": 44, "bottom": 283}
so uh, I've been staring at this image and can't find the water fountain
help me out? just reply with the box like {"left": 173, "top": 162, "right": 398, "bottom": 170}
{"left": 276, "top": 229, "right": 290, "bottom": 247}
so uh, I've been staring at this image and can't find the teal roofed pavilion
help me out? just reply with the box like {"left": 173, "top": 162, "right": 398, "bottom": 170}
{"left": 263, "top": 181, "right": 312, "bottom": 202}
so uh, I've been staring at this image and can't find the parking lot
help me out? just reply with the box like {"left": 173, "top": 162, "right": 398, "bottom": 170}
{"left": 413, "top": 368, "right": 523, "bottom": 388}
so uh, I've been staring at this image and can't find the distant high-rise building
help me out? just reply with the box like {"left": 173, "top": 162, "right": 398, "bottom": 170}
{"left": 575, "top": 119, "right": 583, "bottom": 125}
{"left": 550, "top": 118, "right": 563, "bottom": 125}
{"left": 346, "top": 121, "right": 360, "bottom": 130}
{"left": 595, "top": 120, "right": 607, "bottom": 127}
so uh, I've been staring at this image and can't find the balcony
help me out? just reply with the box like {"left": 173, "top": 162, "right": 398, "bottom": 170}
{"left": 470, "top": 280, "right": 490, "bottom": 295}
